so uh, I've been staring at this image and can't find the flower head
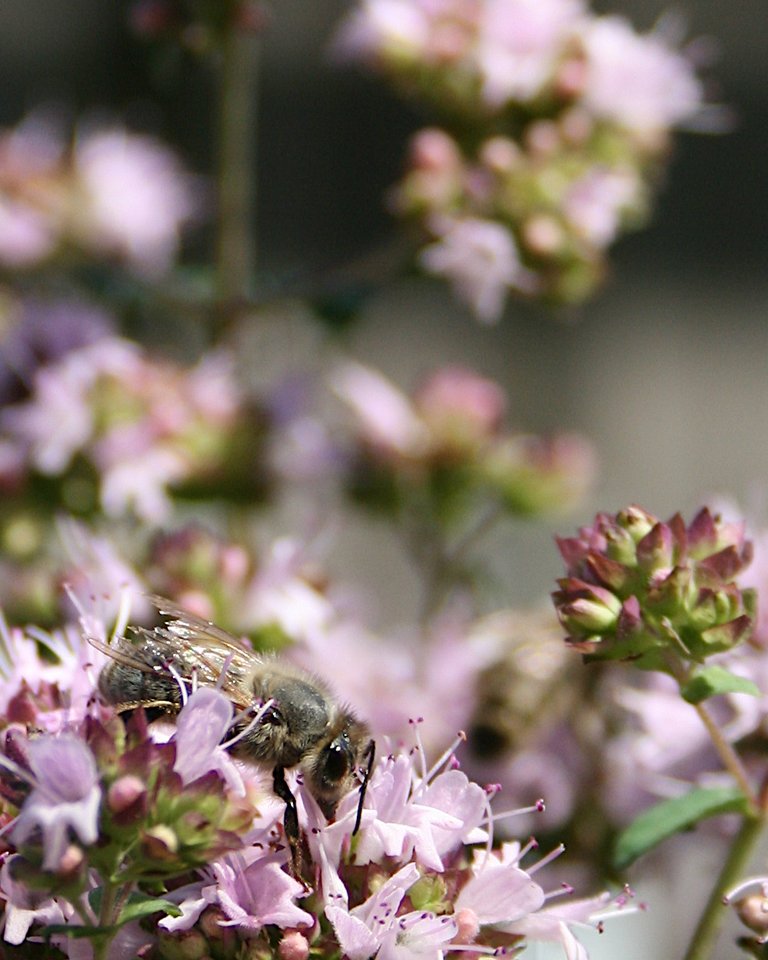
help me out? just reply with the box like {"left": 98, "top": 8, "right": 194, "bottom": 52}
{"left": 553, "top": 506, "right": 756, "bottom": 667}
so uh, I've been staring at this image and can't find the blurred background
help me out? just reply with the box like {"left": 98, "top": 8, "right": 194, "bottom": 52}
{"left": 0, "top": 2, "right": 765, "bottom": 956}
{"left": 5, "top": 0, "right": 757, "bottom": 619}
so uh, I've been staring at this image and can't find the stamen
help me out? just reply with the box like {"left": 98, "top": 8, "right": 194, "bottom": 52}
{"left": 486, "top": 799, "right": 546, "bottom": 825}
{"left": 165, "top": 661, "right": 189, "bottom": 706}
{"left": 516, "top": 836, "right": 539, "bottom": 862}
{"left": 216, "top": 652, "right": 236, "bottom": 690}
{"left": 112, "top": 585, "right": 133, "bottom": 644}
{"left": 447, "top": 945, "right": 510, "bottom": 956}
{"left": 475, "top": 785, "right": 496, "bottom": 867}
{"left": 542, "top": 883, "right": 575, "bottom": 902}
{"left": 723, "top": 877, "right": 768, "bottom": 904}
{"left": 526, "top": 843, "right": 565, "bottom": 875}
{"left": 422, "top": 731, "right": 467, "bottom": 786}
{"left": 223, "top": 698, "right": 276, "bottom": 751}
{"left": 589, "top": 902, "right": 644, "bottom": 923}
{"left": 408, "top": 718, "right": 428, "bottom": 784}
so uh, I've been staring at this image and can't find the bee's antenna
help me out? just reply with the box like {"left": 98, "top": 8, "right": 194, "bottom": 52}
{"left": 353, "top": 738, "right": 376, "bottom": 836}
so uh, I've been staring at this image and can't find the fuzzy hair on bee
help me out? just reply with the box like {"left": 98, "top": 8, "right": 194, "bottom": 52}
{"left": 94, "top": 596, "right": 375, "bottom": 867}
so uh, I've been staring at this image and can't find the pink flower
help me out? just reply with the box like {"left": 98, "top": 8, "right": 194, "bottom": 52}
{"left": 332, "top": 750, "right": 487, "bottom": 874}
{"left": 333, "top": 362, "right": 432, "bottom": 459}
{"left": 327, "top": 862, "right": 459, "bottom": 960}
{"left": 173, "top": 687, "right": 245, "bottom": 795}
{"left": 579, "top": 16, "right": 703, "bottom": 138}
{"left": 0, "top": 198, "right": 56, "bottom": 268}
{"left": 11, "top": 734, "right": 102, "bottom": 870}
{"left": 99, "top": 445, "right": 187, "bottom": 521}
{"left": 0, "top": 614, "right": 102, "bottom": 729}
{"left": 0, "top": 857, "right": 68, "bottom": 945}
{"left": 331, "top": 0, "right": 431, "bottom": 66}
{"left": 419, "top": 217, "right": 531, "bottom": 323}
{"left": 60, "top": 519, "right": 150, "bottom": 640}
{"left": 75, "top": 129, "right": 198, "bottom": 275}
{"left": 499, "top": 891, "right": 621, "bottom": 960}
{"left": 476, "top": 0, "right": 586, "bottom": 107}
{"left": 414, "top": 366, "right": 506, "bottom": 446}
{"left": 377, "top": 910, "right": 458, "bottom": 960}
{"left": 455, "top": 843, "right": 546, "bottom": 924}
{"left": 214, "top": 854, "right": 314, "bottom": 932}
{"left": 562, "top": 166, "right": 641, "bottom": 247}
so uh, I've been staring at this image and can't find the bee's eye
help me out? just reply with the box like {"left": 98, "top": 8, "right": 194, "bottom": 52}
{"left": 321, "top": 735, "right": 354, "bottom": 784}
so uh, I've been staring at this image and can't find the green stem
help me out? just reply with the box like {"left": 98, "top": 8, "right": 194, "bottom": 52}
{"left": 215, "top": 20, "right": 259, "bottom": 323}
{"left": 682, "top": 812, "right": 766, "bottom": 960}
{"left": 693, "top": 699, "right": 757, "bottom": 806}
{"left": 92, "top": 881, "right": 118, "bottom": 960}
{"left": 665, "top": 650, "right": 757, "bottom": 806}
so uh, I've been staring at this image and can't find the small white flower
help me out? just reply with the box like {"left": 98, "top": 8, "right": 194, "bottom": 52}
{"left": 420, "top": 217, "right": 531, "bottom": 323}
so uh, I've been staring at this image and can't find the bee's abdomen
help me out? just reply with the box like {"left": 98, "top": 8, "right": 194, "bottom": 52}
{"left": 99, "top": 661, "right": 183, "bottom": 711}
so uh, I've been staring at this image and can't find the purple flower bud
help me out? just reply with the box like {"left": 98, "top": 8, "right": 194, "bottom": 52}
{"left": 107, "top": 774, "right": 147, "bottom": 824}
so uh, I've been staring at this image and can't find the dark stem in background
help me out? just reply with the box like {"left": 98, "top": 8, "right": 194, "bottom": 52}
{"left": 215, "top": 22, "right": 259, "bottom": 324}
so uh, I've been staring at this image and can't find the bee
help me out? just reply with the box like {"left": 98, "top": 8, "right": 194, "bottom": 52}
{"left": 95, "top": 596, "right": 375, "bottom": 870}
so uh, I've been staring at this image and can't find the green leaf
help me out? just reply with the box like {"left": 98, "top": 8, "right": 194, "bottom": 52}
{"left": 83, "top": 887, "right": 181, "bottom": 930}
{"left": 613, "top": 786, "right": 748, "bottom": 870}
{"left": 117, "top": 893, "right": 182, "bottom": 925}
{"left": 681, "top": 665, "right": 760, "bottom": 704}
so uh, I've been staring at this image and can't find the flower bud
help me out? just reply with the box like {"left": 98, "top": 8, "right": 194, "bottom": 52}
{"left": 107, "top": 775, "right": 146, "bottom": 815}
{"left": 454, "top": 907, "right": 480, "bottom": 944}
{"left": 278, "top": 931, "right": 310, "bottom": 960}
{"left": 54, "top": 844, "right": 84, "bottom": 879}
{"left": 559, "top": 593, "right": 622, "bottom": 633}
{"left": 199, "top": 906, "right": 237, "bottom": 948}
{"left": 409, "top": 874, "right": 448, "bottom": 913}
{"left": 522, "top": 216, "right": 565, "bottom": 257}
{"left": 158, "top": 928, "right": 209, "bottom": 960}
{"left": 414, "top": 366, "right": 506, "bottom": 452}
{"left": 735, "top": 894, "right": 768, "bottom": 935}
{"left": 142, "top": 825, "right": 179, "bottom": 860}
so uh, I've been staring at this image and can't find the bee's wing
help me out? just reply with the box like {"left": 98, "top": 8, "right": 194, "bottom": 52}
{"left": 95, "top": 596, "right": 262, "bottom": 711}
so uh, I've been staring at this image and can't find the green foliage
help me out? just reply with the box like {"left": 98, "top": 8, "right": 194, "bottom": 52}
{"left": 613, "top": 787, "right": 749, "bottom": 871}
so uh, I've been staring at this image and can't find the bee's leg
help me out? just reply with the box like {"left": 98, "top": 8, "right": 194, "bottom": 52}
{"left": 353, "top": 738, "right": 376, "bottom": 835}
{"left": 272, "top": 765, "right": 301, "bottom": 875}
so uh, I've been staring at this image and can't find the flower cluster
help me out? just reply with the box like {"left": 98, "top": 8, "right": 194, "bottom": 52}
{"left": 0, "top": 112, "right": 198, "bottom": 277}
{"left": 0, "top": 313, "right": 267, "bottom": 522}
{"left": 0, "top": 600, "right": 632, "bottom": 959}
{"left": 553, "top": 505, "right": 756, "bottom": 668}
{"left": 335, "top": 361, "right": 596, "bottom": 524}
{"left": 144, "top": 525, "right": 336, "bottom": 648}
{"left": 333, "top": 0, "right": 714, "bottom": 318}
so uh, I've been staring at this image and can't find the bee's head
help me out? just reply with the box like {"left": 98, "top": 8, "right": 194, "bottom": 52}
{"left": 304, "top": 717, "right": 372, "bottom": 820}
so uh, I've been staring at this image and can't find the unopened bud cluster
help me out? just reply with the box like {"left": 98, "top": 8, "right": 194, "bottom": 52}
{"left": 553, "top": 506, "right": 756, "bottom": 667}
